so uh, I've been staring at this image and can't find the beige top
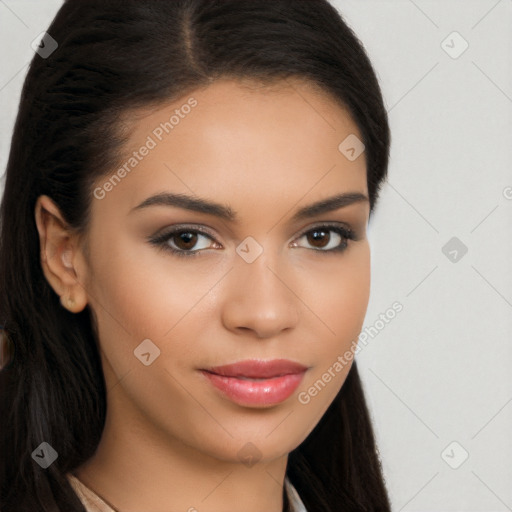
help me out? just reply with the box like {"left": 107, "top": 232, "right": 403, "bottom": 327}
{"left": 67, "top": 473, "right": 308, "bottom": 512}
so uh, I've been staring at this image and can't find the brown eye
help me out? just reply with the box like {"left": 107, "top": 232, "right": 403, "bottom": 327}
{"left": 306, "top": 229, "right": 331, "bottom": 249}
{"left": 293, "top": 224, "right": 355, "bottom": 253}
{"left": 148, "top": 226, "right": 220, "bottom": 258}
{"left": 173, "top": 231, "right": 199, "bottom": 250}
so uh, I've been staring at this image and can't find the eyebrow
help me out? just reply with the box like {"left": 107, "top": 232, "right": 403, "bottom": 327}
{"left": 130, "top": 191, "right": 368, "bottom": 222}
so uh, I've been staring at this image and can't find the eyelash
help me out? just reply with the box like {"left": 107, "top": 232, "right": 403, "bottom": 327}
{"left": 148, "top": 223, "right": 357, "bottom": 258}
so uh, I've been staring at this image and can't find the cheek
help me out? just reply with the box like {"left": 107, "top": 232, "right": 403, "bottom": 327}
{"left": 84, "top": 236, "right": 227, "bottom": 380}
{"left": 334, "top": 247, "right": 371, "bottom": 343}
{"left": 306, "top": 242, "right": 370, "bottom": 352}
{"left": 297, "top": 243, "right": 370, "bottom": 405}
{"left": 83, "top": 237, "right": 171, "bottom": 373}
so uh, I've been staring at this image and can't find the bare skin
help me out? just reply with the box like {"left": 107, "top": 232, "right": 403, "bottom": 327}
{"left": 35, "top": 77, "right": 370, "bottom": 512}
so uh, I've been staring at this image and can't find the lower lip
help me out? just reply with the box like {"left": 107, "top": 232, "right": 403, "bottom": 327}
{"left": 201, "top": 370, "right": 306, "bottom": 406}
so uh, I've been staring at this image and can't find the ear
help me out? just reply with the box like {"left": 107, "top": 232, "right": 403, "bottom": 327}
{"left": 34, "top": 195, "right": 88, "bottom": 313}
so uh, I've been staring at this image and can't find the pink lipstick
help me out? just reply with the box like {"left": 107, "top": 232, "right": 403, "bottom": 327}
{"left": 200, "top": 359, "right": 307, "bottom": 406}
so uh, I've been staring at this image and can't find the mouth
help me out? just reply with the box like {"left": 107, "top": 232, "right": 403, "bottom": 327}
{"left": 200, "top": 359, "right": 308, "bottom": 407}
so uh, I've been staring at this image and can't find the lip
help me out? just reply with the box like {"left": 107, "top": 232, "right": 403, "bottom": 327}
{"left": 200, "top": 359, "right": 308, "bottom": 407}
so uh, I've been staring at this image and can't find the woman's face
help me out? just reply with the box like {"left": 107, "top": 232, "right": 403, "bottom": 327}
{"left": 75, "top": 78, "right": 370, "bottom": 463}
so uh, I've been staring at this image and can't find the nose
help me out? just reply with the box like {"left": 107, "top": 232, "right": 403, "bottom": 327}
{"left": 220, "top": 252, "right": 300, "bottom": 339}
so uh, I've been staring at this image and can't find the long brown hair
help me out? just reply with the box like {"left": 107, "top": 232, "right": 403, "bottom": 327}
{"left": 0, "top": 1, "right": 391, "bottom": 510}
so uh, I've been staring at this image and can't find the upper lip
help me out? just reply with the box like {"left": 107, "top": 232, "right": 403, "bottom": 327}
{"left": 203, "top": 359, "right": 308, "bottom": 379}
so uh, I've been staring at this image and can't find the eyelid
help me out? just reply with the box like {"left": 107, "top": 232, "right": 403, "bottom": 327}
{"left": 294, "top": 220, "right": 353, "bottom": 235}
{"left": 151, "top": 223, "right": 219, "bottom": 243}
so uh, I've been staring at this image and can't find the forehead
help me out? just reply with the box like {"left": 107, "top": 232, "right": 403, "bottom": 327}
{"left": 93, "top": 77, "right": 367, "bottom": 221}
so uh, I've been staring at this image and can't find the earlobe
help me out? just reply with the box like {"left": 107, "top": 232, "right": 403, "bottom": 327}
{"left": 59, "top": 288, "right": 87, "bottom": 313}
{"left": 34, "top": 195, "right": 88, "bottom": 313}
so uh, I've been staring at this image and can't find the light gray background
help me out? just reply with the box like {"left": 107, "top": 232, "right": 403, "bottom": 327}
{"left": 1, "top": 1, "right": 511, "bottom": 510}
